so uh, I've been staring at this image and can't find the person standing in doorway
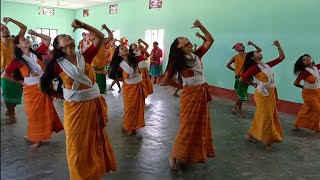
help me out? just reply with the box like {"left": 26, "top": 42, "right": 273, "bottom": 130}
{"left": 149, "top": 41, "right": 162, "bottom": 84}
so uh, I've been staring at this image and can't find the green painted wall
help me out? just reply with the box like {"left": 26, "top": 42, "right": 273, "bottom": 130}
{"left": 2, "top": 0, "right": 319, "bottom": 103}
{"left": 74, "top": 0, "right": 320, "bottom": 103}
{"left": 0, "top": 1, "right": 75, "bottom": 38}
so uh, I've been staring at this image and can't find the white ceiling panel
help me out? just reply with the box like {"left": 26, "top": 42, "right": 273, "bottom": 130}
{"left": 4, "top": 0, "right": 121, "bottom": 9}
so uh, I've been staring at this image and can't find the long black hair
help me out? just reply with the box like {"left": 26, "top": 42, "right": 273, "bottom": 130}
{"left": 293, "top": 54, "right": 315, "bottom": 76}
{"left": 128, "top": 45, "right": 139, "bottom": 72}
{"left": 242, "top": 51, "right": 257, "bottom": 73}
{"left": 109, "top": 45, "right": 138, "bottom": 77}
{"left": 108, "top": 45, "right": 123, "bottom": 80}
{"left": 242, "top": 51, "right": 257, "bottom": 81}
{"left": 40, "top": 35, "right": 64, "bottom": 96}
{"left": 164, "top": 38, "right": 192, "bottom": 77}
{"left": 12, "top": 35, "right": 43, "bottom": 80}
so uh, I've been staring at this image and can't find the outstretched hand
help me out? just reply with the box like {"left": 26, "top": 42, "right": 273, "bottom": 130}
{"left": 101, "top": 24, "right": 108, "bottom": 29}
{"left": 247, "top": 41, "right": 254, "bottom": 46}
{"left": 27, "top": 29, "right": 36, "bottom": 35}
{"left": 3, "top": 17, "right": 12, "bottom": 25}
{"left": 273, "top": 40, "right": 280, "bottom": 47}
{"left": 192, "top": 19, "right": 203, "bottom": 29}
{"left": 71, "top": 19, "right": 84, "bottom": 32}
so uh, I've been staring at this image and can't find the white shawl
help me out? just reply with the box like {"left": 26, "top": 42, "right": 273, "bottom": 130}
{"left": 56, "top": 53, "right": 100, "bottom": 102}
{"left": 22, "top": 53, "right": 44, "bottom": 86}
{"left": 254, "top": 63, "right": 276, "bottom": 96}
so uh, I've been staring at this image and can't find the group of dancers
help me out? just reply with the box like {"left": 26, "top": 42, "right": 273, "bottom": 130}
{"left": 1, "top": 17, "right": 319, "bottom": 179}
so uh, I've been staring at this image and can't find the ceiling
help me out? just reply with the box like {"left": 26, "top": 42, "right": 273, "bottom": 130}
{"left": 4, "top": 0, "right": 121, "bottom": 9}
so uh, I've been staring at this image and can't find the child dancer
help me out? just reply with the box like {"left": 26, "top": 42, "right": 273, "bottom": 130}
{"left": 226, "top": 41, "right": 261, "bottom": 117}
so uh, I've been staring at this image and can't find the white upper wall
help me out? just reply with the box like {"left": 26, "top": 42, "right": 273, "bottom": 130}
{"left": 3, "top": 0, "right": 121, "bottom": 9}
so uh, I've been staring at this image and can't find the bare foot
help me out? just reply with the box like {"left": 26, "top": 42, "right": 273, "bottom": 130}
{"left": 315, "top": 131, "right": 320, "bottom": 139}
{"left": 266, "top": 145, "right": 274, "bottom": 152}
{"left": 5, "top": 116, "right": 17, "bottom": 124}
{"left": 237, "top": 111, "right": 245, "bottom": 118}
{"left": 232, "top": 108, "right": 238, "bottom": 114}
{"left": 169, "top": 155, "right": 179, "bottom": 171}
{"left": 245, "top": 134, "right": 257, "bottom": 143}
{"left": 109, "top": 88, "right": 115, "bottom": 91}
{"left": 30, "top": 142, "right": 41, "bottom": 149}
{"left": 118, "top": 89, "right": 122, "bottom": 93}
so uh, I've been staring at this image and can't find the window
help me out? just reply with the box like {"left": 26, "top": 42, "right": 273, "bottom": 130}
{"left": 112, "top": 30, "right": 121, "bottom": 46}
{"left": 35, "top": 28, "right": 58, "bottom": 48}
{"left": 35, "top": 28, "right": 42, "bottom": 43}
{"left": 50, "top": 29, "right": 58, "bottom": 43}
{"left": 42, "top": 28, "right": 50, "bottom": 37}
{"left": 145, "top": 29, "right": 164, "bottom": 54}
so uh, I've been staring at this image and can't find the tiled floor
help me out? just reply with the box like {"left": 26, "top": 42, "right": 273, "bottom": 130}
{"left": 1, "top": 83, "right": 319, "bottom": 180}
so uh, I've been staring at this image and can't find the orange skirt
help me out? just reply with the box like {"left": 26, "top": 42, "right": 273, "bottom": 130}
{"left": 122, "top": 81, "right": 148, "bottom": 133}
{"left": 172, "top": 83, "right": 214, "bottom": 163}
{"left": 23, "top": 84, "right": 63, "bottom": 142}
{"left": 294, "top": 88, "right": 320, "bottom": 132}
{"left": 64, "top": 96, "right": 116, "bottom": 180}
{"left": 249, "top": 88, "right": 283, "bottom": 145}
{"left": 139, "top": 67, "right": 153, "bottom": 95}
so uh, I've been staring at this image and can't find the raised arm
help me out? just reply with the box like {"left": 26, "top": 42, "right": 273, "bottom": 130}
{"left": 273, "top": 40, "right": 285, "bottom": 61}
{"left": 72, "top": 19, "right": 104, "bottom": 49}
{"left": 138, "top": 39, "right": 149, "bottom": 50}
{"left": 138, "top": 39, "right": 150, "bottom": 57}
{"left": 247, "top": 41, "right": 262, "bottom": 53}
{"left": 226, "top": 57, "right": 235, "bottom": 71}
{"left": 192, "top": 20, "right": 214, "bottom": 50}
{"left": 196, "top": 32, "right": 206, "bottom": 41}
{"left": 101, "top": 24, "right": 113, "bottom": 45}
{"left": 3, "top": 17, "right": 27, "bottom": 37}
{"left": 193, "top": 44, "right": 198, "bottom": 52}
{"left": 28, "top": 29, "right": 51, "bottom": 47}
